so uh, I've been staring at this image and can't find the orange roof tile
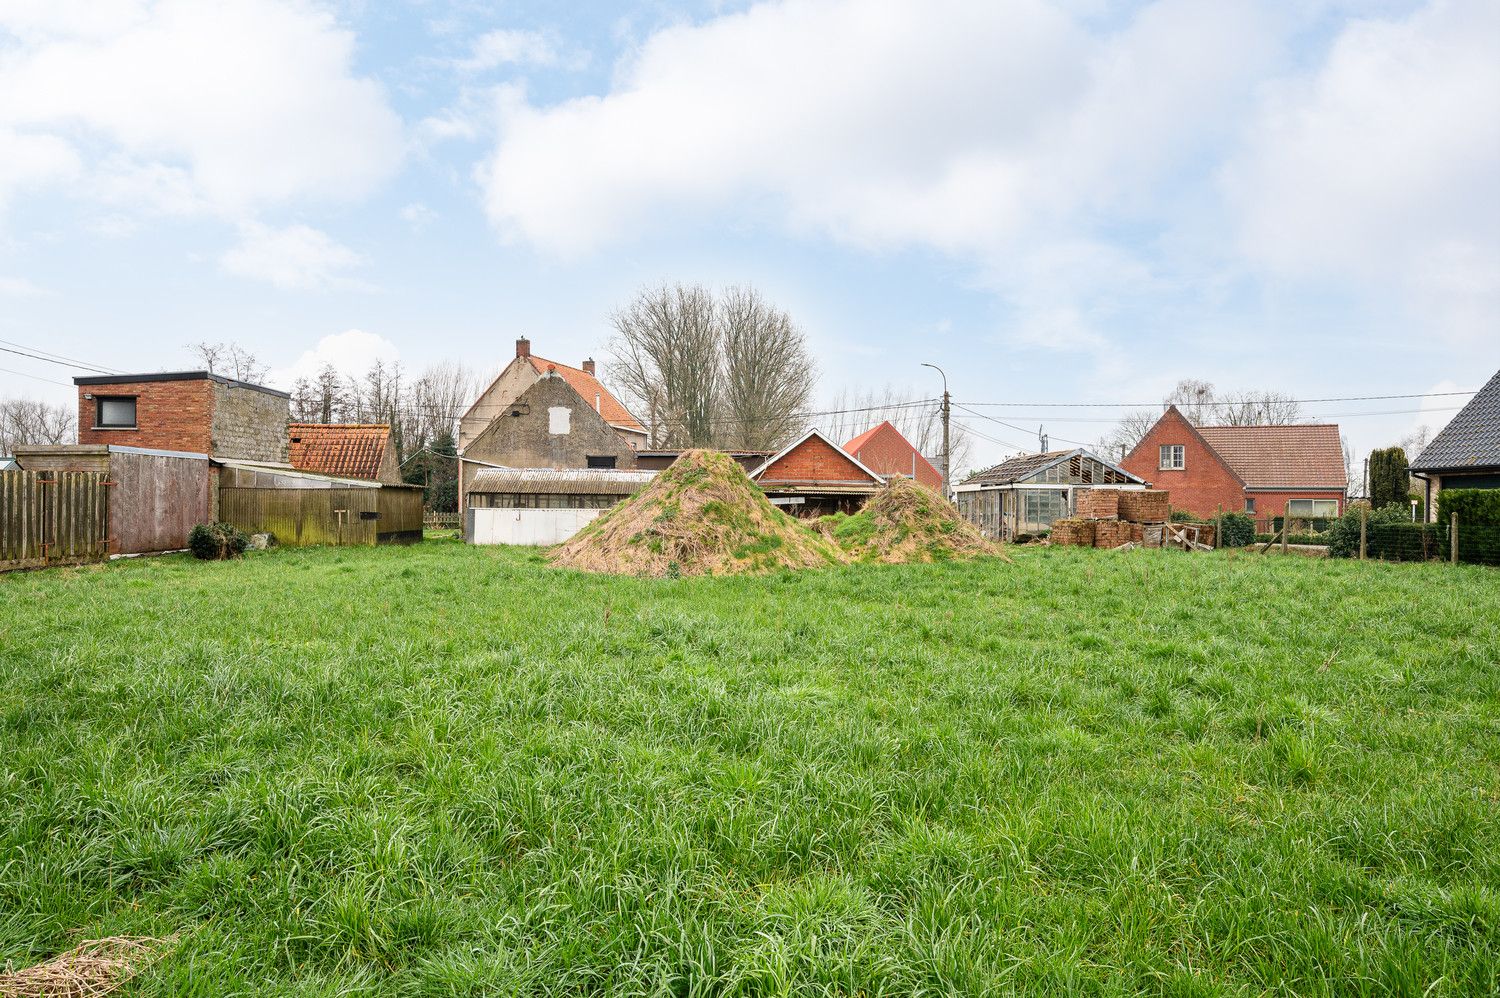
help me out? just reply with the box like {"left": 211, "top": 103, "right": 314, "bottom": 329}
{"left": 1196, "top": 423, "right": 1347, "bottom": 490}
{"left": 287, "top": 423, "right": 392, "bottom": 480}
{"left": 527, "top": 356, "right": 645, "bottom": 433}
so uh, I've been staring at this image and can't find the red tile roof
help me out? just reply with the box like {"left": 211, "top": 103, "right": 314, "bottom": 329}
{"left": 287, "top": 423, "right": 392, "bottom": 481}
{"left": 1196, "top": 424, "right": 1347, "bottom": 490}
{"left": 527, "top": 356, "right": 645, "bottom": 434}
{"left": 844, "top": 421, "right": 942, "bottom": 490}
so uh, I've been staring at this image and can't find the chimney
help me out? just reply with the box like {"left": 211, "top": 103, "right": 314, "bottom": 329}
{"left": 516, "top": 337, "right": 530, "bottom": 359}
{"left": 581, "top": 358, "right": 595, "bottom": 376}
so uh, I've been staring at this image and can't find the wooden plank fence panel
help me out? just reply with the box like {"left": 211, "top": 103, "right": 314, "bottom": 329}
{"left": 0, "top": 470, "right": 110, "bottom": 572}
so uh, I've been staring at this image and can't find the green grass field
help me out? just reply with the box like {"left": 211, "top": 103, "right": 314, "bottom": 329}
{"left": 2, "top": 539, "right": 1498, "bottom": 995}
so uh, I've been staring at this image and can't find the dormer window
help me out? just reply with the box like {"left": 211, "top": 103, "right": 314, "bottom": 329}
{"left": 95, "top": 396, "right": 137, "bottom": 429}
{"left": 1159, "top": 444, "right": 1184, "bottom": 470}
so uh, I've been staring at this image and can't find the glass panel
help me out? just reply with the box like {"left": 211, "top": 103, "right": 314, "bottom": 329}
{"left": 97, "top": 397, "right": 136, "bottom": 427}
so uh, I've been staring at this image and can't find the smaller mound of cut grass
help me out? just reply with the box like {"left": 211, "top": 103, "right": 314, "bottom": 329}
{"left": 551, "top": 449, "right": 841, "bottom": 577}
{"left": 822, "top": 476, "right": 1006, "bottom": 564}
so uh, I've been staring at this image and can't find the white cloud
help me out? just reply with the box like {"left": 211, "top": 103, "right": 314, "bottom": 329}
{"left": 0, "top": 275, "right": 50, "bottom": 296}
{"left": 273, "top": 328, "right": 400, "bottom": 388}
{"left": 399, "top": 202, "right": 437, "bottom": 229}
{"left": 0, "top": 0, "right": 405, "bottom": 215}
{"left": 0, "top": 128, "right": 80, "bottom": 210}
{"left": 458, "top": 28, "right": 578, "bottom": 71}
{"left": 1225, "top": 0, "right": 1500, "bottom": 345}
{"left": 476, "top": 0, "right": 1280, "bottom": 259}
{"left": 220, "top": 222, "right": 364, "bottom": 290}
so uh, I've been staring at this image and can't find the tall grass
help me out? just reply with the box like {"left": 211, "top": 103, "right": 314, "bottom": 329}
{"left": 2, "top": 539, "right": 1497, "bottom": 994}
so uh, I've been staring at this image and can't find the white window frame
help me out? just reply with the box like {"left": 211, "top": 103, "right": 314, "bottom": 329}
{"left": 1159, "top": 444, "right": 1185, "bottom": 470}
{"left": 1286, "top": 498, "right": 1339, "bottom": 518}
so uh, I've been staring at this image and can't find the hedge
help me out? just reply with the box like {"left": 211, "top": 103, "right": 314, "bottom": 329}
{"left": 1437, "top": 488, "right": 1500, "bottom": 527}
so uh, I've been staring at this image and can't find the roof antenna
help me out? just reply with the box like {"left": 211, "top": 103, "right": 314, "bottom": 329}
{"left": 1038, "top": 425, "right": 1048, "bottom": 451}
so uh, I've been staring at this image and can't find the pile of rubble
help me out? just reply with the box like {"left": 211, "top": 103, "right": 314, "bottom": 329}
{"left": 1050, "top": 489, "right": 1178, "bottom": 549}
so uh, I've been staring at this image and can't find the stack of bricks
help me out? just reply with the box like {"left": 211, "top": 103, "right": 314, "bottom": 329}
{"left": 1118, "top": 489, "right": 1170, "bottom": 523}
{"left": 1074, "top": 488, "right": 1120, "bottom": 520}
{"left": 1092, "top": 520, "right": 1135, "bottom": 548}
{"left": 1049, "top": 518, "right": 1096, "bottom": 546}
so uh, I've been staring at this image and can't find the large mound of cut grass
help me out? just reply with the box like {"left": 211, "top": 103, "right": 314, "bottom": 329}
{"left": 551, "top": 449, "right": 840, "bottom": 576}
{"left": 823, "top": 476, "right": 1006, "bottom": 563}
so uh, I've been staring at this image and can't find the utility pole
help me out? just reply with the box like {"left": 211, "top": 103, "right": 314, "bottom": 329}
{"left": 921, "top": 362, "right": 951, "bottom": 498}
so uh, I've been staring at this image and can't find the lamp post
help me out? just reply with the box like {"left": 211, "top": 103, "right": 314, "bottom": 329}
{"left": 921, "top": 362, "right": 951, "bottom": 499}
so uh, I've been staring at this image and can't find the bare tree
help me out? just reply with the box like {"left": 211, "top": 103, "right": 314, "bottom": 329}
{"left": 818, "top": 385, "right": 972, "bottom": 472}
{"left": 718, "top": 285, "right": 816, "bottom": 450}
{"left": 609, "top": 283, "right": 721, "bottom": 447}
{"left": 1, "top": 397, "right": 75, "bottom": 453}
{"left": 188, "top": 341, "right": 269, "bottom": 383}
{"left": 1102, "top": 379, "right": 1305, "bottom": 455}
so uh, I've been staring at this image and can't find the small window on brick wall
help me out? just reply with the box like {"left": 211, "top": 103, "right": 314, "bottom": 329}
{"left": 1159, "top": 444, "right": 1184, "bottom": 470}
{"left": 95, "top": 396, "right": 137, "bottom": 428}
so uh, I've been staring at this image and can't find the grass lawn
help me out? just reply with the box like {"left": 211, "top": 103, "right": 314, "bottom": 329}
{"left": 2, "top": 538, "right": 1498, "bottom": 995}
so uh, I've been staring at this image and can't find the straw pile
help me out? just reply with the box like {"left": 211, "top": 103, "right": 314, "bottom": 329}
{"left": 551, "top": 449, "right": 840, "bottom": 577}
{"left": 0, "top": 937, "right": 164, "bottom": 997}
{"left": 824, "top": 477, "right": 1008, "bottom": 564}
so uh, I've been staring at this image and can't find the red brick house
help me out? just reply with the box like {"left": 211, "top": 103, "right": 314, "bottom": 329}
{"left": 843, "top": 421, "right": 942, "bottom": 492}
{"left": 1121, "top": 405, "right": 1346, "bottom": 520}
{"left": 750, "top": 428, "right": 884, "bottom": 515}
{"left": 75, "top": 370, "right": 290, "bottom": 462}
{"left": 288, "top": 423, "right": 402, "bottom": 484}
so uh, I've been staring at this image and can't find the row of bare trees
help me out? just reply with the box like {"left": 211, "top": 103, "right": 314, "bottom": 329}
{"left": 287, "top": 359, "right": 484, "bottom": 462}
{"left": 608, "top": 284, "right": 817, "bottom": 450}
{"left": 1097, "top": 378, "right": 1306, "bottom": 459}
{"left": 0, "top": 398, "right": 75, "bottom": 455}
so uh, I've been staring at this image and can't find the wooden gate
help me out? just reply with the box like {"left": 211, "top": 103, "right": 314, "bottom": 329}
{"left": 0, "top": 471, "right": 110, "bottom": 571}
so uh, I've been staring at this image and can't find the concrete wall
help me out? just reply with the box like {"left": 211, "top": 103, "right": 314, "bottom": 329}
{"left": 459, "top": 358, "right": 536, "bottom": 452}
{"left": 464, "top": 374, "right": 638, "bottom": 471}
{"left": 469, "top": 506, "right": 605, "bottom": 545}
{"left": 211, "top": 382, "right": 290, "bottom": 463}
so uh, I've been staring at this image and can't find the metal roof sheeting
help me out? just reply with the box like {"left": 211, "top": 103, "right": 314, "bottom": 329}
{"left": 469, "top": 467, "right": 657, "bottom": 495}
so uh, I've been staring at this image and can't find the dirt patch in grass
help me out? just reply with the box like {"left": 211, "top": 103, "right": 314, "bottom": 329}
{"left": 821, "top": 476, "right": 1008, "bottom": 564}
{"left": 0, "top": 936, "right": 166, "bottom": 997}
{"left": 551, "top": 449, "right": 841, "bottom": 576}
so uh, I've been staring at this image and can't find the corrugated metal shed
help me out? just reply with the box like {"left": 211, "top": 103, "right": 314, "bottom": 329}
{"left": 469, "top": 467, "right": 656, "bottom": 495}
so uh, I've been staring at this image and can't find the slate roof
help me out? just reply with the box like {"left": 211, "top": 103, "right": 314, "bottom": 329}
{"left": 1411, "top": 368, "right": 1500, "bottom": 471}
{"left": 1196, "top": 424, "right": 1347, "bottom": 490}
{"left": 526, "top": 356, "right": 645, "bottom": 434}
{"left": 287, "top": 423, "right": 392, "bottom": 480}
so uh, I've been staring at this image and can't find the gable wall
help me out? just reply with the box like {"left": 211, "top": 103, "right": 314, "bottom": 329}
{"left": 760, "top": 435, "right": 876, "bottom": 485}
{"left": 1121, "top": 408, "right": 1244, "bottom": 517}
{"left": 458, "top": 359, "right": 537, "bottom": 452}
{"left": 850, "top": 425, "right": 942, "bottom": 490}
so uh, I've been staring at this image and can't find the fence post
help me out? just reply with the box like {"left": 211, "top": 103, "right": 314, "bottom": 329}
{"left": 1281, "top": 512, "right": 1289, "bottom": 554}
{"left": 1359, "top": 507, "right": 1367, "bottom": 561}
{"left": 1450, "top": 512, "right": 1458, "bottom": 566}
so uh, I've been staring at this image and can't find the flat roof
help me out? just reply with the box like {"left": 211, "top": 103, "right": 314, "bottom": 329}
{"left": 74, "top": 370, "right": 291, "bottom": 399}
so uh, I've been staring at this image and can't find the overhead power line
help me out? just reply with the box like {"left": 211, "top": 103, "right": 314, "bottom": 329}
{"left": 0, "top": 342, "right": 120, "bottom": 375}
{"left": 0, "top": 364, "right": 71, "bottom": 387}
{"left": 957, "top": 389, "right": 1478, "bottom": 408}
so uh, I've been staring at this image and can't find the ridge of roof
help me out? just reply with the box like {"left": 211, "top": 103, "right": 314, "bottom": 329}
{"left": 750, "top": 427, "right": 886, "bottom": 485}
{"left": 1411, "top": 367, "right": 1500, "bottom": 471}
{"left": 526, "top": 354, "right": 646, "bottom": 433}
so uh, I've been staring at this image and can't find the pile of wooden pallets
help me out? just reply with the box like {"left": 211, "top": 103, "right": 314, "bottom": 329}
{"left": 1065, "top": 489, "right": 1172, "bottom": 549}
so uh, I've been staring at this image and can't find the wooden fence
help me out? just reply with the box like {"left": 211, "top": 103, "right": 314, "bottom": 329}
{"left": 220, "top": 484, "right": 425, "bottom": 547}
{"left": 0, "top": 470, "right": 110, "bottom": 572}
{"left": 423, "top": 511, "right": 461, "bottom": 530}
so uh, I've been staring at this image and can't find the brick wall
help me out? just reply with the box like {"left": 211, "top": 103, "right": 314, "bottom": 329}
{"left": 759, "top": 434, "right": 877, "bottom": 484}
{"left": 1245, "top": 490, "right": 1345, "bottom": 518}
{"left": 1121, "top": 408, "right": 1244, "bottom": 518}
{"left": 77, "top": 379, "right": 215, "bottom": 454}
{"left": 211, "top": 382, "right": 290, "bottom": 462}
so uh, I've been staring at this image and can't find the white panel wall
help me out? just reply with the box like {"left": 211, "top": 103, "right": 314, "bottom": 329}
{"left": 470, "top": 507, "right": 604, "bottom": 546}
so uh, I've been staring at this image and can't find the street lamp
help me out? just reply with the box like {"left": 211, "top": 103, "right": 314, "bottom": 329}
{"left": 921, "top": 362, "right": 951, "bottom": 498}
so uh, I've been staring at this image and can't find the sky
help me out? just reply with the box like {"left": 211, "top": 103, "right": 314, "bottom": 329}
{"left": 0, "top": 0, "right": 1496, "bottom": 475}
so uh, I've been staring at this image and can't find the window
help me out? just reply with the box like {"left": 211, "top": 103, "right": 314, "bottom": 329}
{"left": 1244, "top": 498, "right": 1255, "bottom": 513}
{"left": 586, "top": 455, "right": 617, "bottom": 469}
{"left": 1159, "top": 444, "right": 1185, "bottom": 470}
{"left": 95, "top": 396, "right": 137, "bottom": 428}
{"left": 1286, "top": 498, "right": 1339, "bottom": 518}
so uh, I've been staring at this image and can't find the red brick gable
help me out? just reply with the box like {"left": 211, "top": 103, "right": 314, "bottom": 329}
{"left": 755, "top": 432, "right": 883, "bottom": 487}
{"left": 843, "top": 421, "right": 942, "bottom": 491}
{"left": 76, "top": 378, "right": 214, "bottom": 454}
{"left": 1121, "top": 406, "right": 1245, "bottom": 518}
